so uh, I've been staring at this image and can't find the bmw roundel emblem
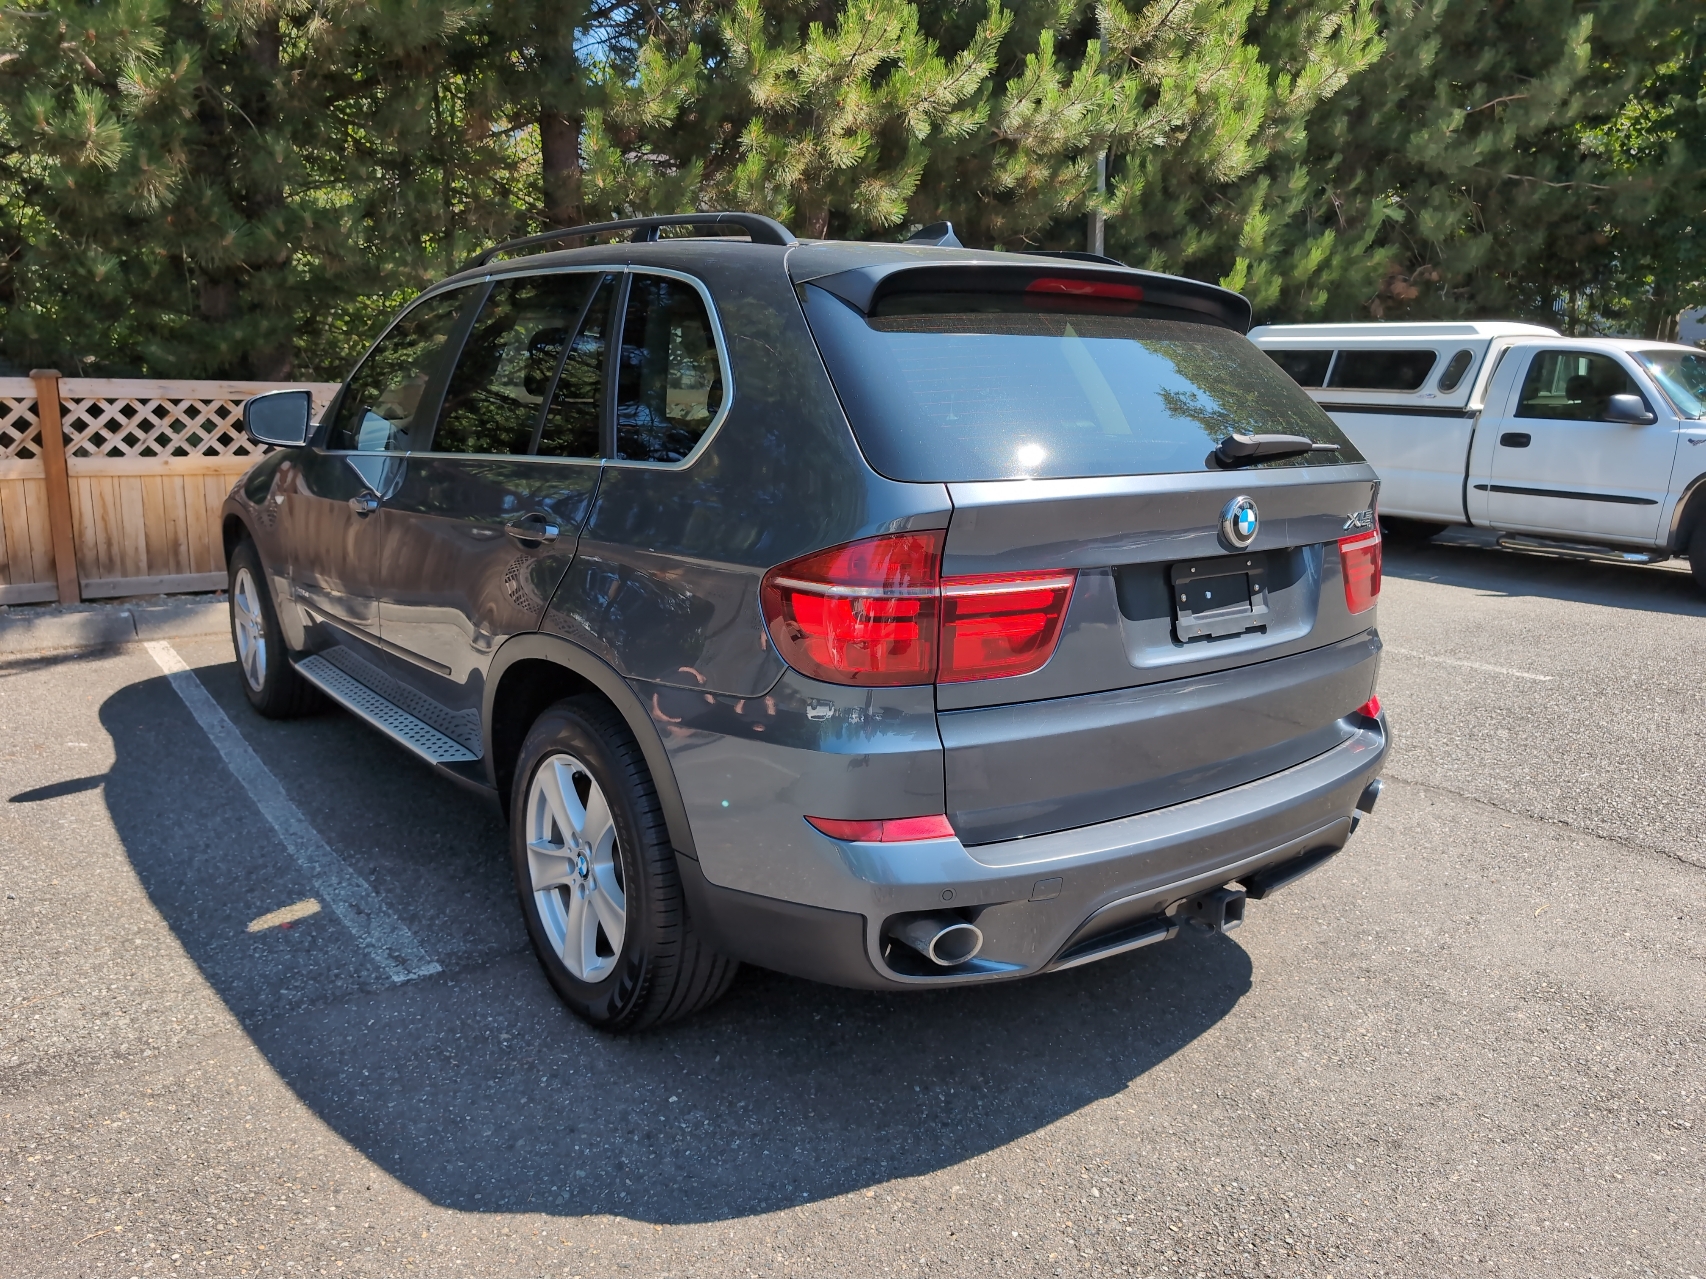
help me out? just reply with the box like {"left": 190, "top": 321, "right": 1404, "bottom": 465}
{"left": 1221, "top": 495, "right": 1260, "bottom": 549}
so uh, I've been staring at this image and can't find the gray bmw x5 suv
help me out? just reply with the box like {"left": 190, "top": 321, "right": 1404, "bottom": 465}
{"left": 225, "top": 212, "right": 1388, "bottom": 1030}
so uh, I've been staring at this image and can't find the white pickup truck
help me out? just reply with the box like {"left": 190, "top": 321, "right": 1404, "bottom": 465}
{"left": 1248, "top": 321, "right": 1706, "bottom": 592}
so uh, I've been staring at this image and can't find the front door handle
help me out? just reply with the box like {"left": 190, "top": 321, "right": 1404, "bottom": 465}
{"left": 1499, "top": 432, "right": 1532, "bottom": 448}
{"left": 349, "top": 491, "right": 381, "bottom": 515}
{"left": 504, "top": 512, "right": 561, "bottom": 544}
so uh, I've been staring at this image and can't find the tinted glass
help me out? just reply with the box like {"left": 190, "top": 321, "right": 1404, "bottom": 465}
{"left": 1635, "top": 349, "right": 1706, "bottom": 419}
{"left": 1516, "top": 351, "right": 1640, "bottom": 421}
{"left": 1267, "top": 349, "right": 1333, "bottom": 387}
{"left": 1327, "top": 349, "right": 1437, "bottom": 392}
{"left": 327, "top": 290, "right": 472, "bottom": 451}
{"left": 433, "top": 273, "right": 599, "bottom": 455}
{"left": 614, "top": 275, "right": 725, "bottom": 463}
{"left": 1437, "top": 348, "right": 1476, "bottom": 392}
{"left": 803, "top": 287, "right": 1356, "bottom": 482}
{"left": 539, "top": 275, "right": 617, "bottom": 458}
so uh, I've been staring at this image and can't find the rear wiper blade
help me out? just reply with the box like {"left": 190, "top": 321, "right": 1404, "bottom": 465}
{"left": 1212, "top": 433, "right": 1341, "bottom": 468}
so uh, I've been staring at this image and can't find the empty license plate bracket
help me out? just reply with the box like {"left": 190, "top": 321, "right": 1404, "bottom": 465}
{"left": 1171, "top": 555, "right": 1270, "bottom": 642}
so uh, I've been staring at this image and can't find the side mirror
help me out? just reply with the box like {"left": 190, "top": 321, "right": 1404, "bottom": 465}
{"left": 243, "top": 389, "right": 313, "bottom": 447}
{"left": 1604, "top": 393, "right": 1657, "bottom": 425}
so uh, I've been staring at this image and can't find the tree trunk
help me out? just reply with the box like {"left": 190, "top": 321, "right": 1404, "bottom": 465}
{"left": 542, "top": 110, "right": 583, "bottom": 229}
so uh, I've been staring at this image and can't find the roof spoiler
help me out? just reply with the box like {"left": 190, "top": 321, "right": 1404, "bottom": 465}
{"left": 463, "top": 212, "right": 797, "bottom": 271}
{"left": 803, "top": 261, "right": 1254, "bottom": 333}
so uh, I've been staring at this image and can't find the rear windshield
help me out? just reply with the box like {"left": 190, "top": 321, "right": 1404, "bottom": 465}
{"left": 803, "top": 287, "right": 1358, "bottom": 482}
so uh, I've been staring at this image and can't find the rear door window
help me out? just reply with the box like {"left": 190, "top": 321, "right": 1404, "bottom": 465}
{"left": 432, "top": 273, "right": 601, "bottom": 455}
{"left": 1267, "top": 349, "right": 1333, "bottom": 387}
{"left": 539, "top": 275, "right": 618, "bottom": 458}
{"left": 327, "top": 289, "right": 474, "bottom": 451}
{"left": 1326, "top": 349, "right": 1438, "bottom": 392}
{"left": 1516, "top": 351, "right": 1642, "bottom": 421}
{"left": 802, "top": 286, "right": 1356, "bottom": 483}
{"left": 613, "top": 274, "right": 726, "bottom": 463}
{"left": 1436, "top": 348, "right": 1476, "bottom": 392}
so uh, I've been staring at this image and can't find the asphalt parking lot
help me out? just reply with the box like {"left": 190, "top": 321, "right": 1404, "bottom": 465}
{"left": 2, "top": 531, "right": 1703, "bottom": 1278}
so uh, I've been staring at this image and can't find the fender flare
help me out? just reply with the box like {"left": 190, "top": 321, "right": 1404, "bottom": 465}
{"left": 1666, "top": 469, "right": 1706, "bottom": 555}
{"left": 483, "top": 631, "right": 698, "bottom": 859}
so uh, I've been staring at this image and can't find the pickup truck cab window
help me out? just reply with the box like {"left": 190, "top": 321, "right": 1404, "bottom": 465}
{"left": 1516, "top": 351, "right": 1645, "bottom": 422}
{"left": 328, "top": 288, "right": 473, "bottom": 452}
{"left": 433, "top": 272, "right": 602, "bottom": 456}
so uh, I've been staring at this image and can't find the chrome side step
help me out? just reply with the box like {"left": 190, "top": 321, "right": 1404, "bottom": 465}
{"left": 295, "top": 654, "right": 479, "bottom": 765}
{"left": 1496, "top": 534, "right": 1669, "bottom": 566}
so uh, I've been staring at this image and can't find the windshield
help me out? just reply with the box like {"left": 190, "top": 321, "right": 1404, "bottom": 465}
{"left": 1635, "top": 349, "right": 1706, "bottom": 419}
{"left": 803, "top": 287, "right": 1358, "bottom": 483}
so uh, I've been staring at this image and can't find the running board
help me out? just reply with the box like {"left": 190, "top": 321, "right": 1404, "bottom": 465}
{"left": 1496, "top": 534, "right": 1668, "bottom": 566}
{"left": 294, "top": 654, "right": 480, "bottom": 764}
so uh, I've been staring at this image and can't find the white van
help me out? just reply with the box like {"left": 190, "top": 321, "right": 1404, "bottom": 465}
{"left": 1249, "top": 322, "right": 1706, "bottom": 591}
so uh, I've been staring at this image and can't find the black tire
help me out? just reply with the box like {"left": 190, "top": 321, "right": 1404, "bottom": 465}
{"left": 511, "top": 696, "right": 736, "bottom": 1031}
{"left": 1380, "top": 517, "right": 1448, "bottom": 544}
{"left": 1690, "top": 520, "right": 1706, "bottom": 596}
{"left": 227, "top": 538, "right": 323, "bottom": 718}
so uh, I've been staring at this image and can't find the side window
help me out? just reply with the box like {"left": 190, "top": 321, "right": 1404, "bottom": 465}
{"left": 1516, "top": 351, "right": 1640, "bottom": 421}
{"left": 1327, "top": 349, "right": 1438, "bottom": 392}
{"left": 327, "top": 290, "right": 472, "bottom": 452}
{"left": 1266, "top": 349, "right": 1332, "bottom": 387}
{"left": 538, "top": 274, "right": 618, "bottom": 459}
{"left": 614, "top": 275, "right": 725, "bottom": 463}
{"left": 433, "top": 273, "right": 600, "bottom": 455}
{"left": 1437, "top": 348, "right": 1476, "bottom": 392}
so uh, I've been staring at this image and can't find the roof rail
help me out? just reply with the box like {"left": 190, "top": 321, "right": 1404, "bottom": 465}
{"left": 462, "top": 213, "right": 797, "bottom": 271}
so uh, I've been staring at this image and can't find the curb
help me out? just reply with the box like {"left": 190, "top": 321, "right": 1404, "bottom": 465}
{"left": 0, "top": 599, "right": 229, "bottom": 656}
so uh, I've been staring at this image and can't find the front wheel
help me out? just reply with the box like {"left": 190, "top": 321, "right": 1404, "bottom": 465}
{"left": 1689, "top": 521, "right": 1706, "bottom": 596}
{"left": 511, "top": 696, "right": 736, "bottom": 1031}
{"left": 228, "top": 538, "right": 322, "bottom": 718}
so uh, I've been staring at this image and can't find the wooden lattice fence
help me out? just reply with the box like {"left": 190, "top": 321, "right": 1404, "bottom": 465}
{"left": 0, "top": 373, "right": 338, "bottom": 604}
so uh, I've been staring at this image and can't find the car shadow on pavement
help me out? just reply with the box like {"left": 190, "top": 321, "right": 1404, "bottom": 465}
{"left": 1382, "top": 532, "right": 1706, "bottom": 616}
{"left": 102, "top": 667, "right": 1252, "bottom": 1225}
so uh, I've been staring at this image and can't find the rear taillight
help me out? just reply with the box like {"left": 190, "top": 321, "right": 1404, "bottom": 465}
{"left": 761, "top": 533, "right": 1076, "bottom": 686}
{"left": 761, "top": 532, "right": 942, "bottom": 685}
{"left": 1338, "top": 527, "right": 1382, "bottom": 614}
{"left": 939, "top": 572, "right": 1076, "bottom": 682}
{"left": 806, "top": 814, "right": 956, "bottom": 842}
{"left": 1355, "top": 695, "right": 1381, "bottom": 719}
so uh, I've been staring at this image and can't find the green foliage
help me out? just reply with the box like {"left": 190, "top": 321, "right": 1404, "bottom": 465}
{"left": 0, "top": 0, "right": 1697, "bottom": 378}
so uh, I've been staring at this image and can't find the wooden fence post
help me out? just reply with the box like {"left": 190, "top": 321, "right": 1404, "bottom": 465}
{"left": 29, "top": 369, "right": 80, "bottom": 604}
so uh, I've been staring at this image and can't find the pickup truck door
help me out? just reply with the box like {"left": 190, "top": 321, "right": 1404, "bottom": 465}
{"left": 1477, "top": 347, "right": 1676, "bottom": 544}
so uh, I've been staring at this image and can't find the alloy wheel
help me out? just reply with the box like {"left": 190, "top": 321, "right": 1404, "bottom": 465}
{"left": 232, "top": 567, "right": 268, "bottom": 692}
{"left": 526, "top": 752, "right": 627, "bottom": 982}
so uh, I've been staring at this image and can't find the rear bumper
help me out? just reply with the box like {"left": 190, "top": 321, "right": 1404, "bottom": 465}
{"left": 675, "top": 710, "right": 1388, "bottom": 990}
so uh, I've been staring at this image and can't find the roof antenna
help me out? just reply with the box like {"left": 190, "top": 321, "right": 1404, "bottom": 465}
{"left": 906, "top": 221, "right": 962, "bottom": 248}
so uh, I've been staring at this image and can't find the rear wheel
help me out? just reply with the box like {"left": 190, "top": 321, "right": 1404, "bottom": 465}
{"left": 228, "top": 538, "right": 322, "bottom": 718}
{"left": 511, "top": 696, "right": 736, "bottom": 1031}
{"left": 1380, "top": 517, "right": 1448, "bottom": 544}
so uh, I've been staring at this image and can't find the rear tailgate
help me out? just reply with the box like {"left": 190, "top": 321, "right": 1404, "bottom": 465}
{"left": 798, "top": 259, "right": 1382, "bottom": 845}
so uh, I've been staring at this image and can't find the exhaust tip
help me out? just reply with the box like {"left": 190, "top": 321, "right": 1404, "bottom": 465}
{"left": 891, "top": 914, "right": 985, "bottom": 967}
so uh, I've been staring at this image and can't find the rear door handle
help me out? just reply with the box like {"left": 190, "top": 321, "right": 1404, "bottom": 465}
{"left": 504, "top": 512, "right": 561, "bottom": 544}
{"left": 349, "top": 491, "right": 381, "bottom": 515}
{"left": 1499, "top": 432, "right": 1532, "bottom": 448}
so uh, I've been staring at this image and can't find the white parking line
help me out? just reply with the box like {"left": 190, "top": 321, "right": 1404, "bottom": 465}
{"left": 1383, "top": 646, "right": 1554, "bottom": 682}
{"left": 145, "top": 641, "right": 441, "bottom": 983}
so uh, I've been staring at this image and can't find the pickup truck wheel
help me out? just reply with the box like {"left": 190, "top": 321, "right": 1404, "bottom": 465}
{"left": 227, "top": 539, "right": 323, "bottom": 718}
{"left": 1380, "top": 517, "right": 1447, "bottom": 544}
{"left": 1690, "top": 522, "right": 1706, "bottom": 595}
{"left": 511, "top": 696, "right": 736, "bottom": 1032}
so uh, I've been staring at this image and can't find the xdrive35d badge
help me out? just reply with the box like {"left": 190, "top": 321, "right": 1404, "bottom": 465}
{"left": 1222, "top": 495, "right": 1260, "bottom": 549}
